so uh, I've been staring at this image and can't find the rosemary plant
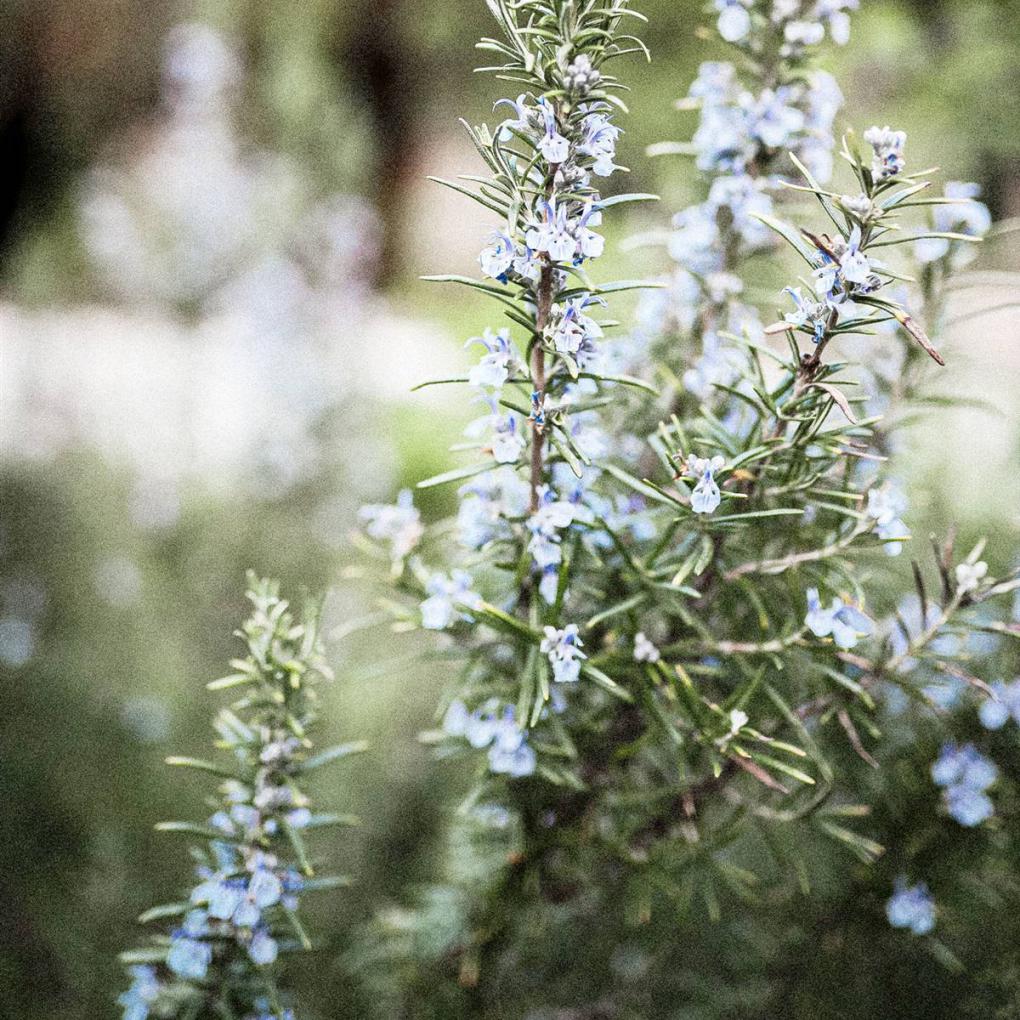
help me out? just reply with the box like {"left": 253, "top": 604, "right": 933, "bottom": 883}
{"left": 352, "top": 0, "right": 1018, "bottom": 1013}
{"left": 117, "top": 575, "right": 363, "bottom": 1020}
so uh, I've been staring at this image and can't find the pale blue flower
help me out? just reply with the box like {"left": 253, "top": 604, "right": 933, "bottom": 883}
{"left": 527, "top": 486, "right": 577, "bottom": 576}
{"left": 782, "top": 286, "right": 830, "bottom": 343}
{"left": 467, "top": 328, "right": 518, "bottom": 389}
{"left": 536, "top": 97, "right": 570, "bottom": 163}
{"left": 668, "top": 204, "right": 722, "bottom": 275}
{"left": 634, "top": 632, "right": 660, "bottom": 663}
{"left": 707, "top": 174, "right": 773, "bottom": 249}
{"left": 816, "top": 0, "right": 858, "bottom": 45}
{"left": 478, "top": 231, "right": 515, "bottom": 281}
{"left": 866, "top": 485, "right": 910, "bottom": 555}
{"left": 495, "top": 93, "right": 532, "bottom": 140}
{"left": 938, "top": 181, "right": 992, "bottom": 236}
{"left": 167, "top": 934, "right": 212, "bottom": 980}
{"left": 577, "top": 106, "right": 620, "bottom": 177}
{"left": 359, "top": 490, "right": 423, "bottom": 561}
{"left": 421, "top": 570, "right": 483, "bottom": 630}
{"left": 573, "top": 200, "right": 605, "bottom": 259}
{"left": 119, "top": 965, "right": 160, "bottom": 1020}
{"left": 247, "top": 928, "right": 278, "bottom": 966}
{"left": 444, "top": 701, "right": 536, "bottom": 777}
{"left": 783, "top": 19, "right": 825, "bottom": 47}
{"left": 465, "top": 397, "right": 526, "bottom": 464}
{"left": 745, "top": 87, "right": 805, "bottom": 150}
{"left": 932, "top": 742, "right": 997, "bottom": 790}
{"left": 917, "top": 181, "right": 992, "bottom": 267}
{"left": 539, "top": 565, "right": 560, "bottom": 605}
{"left": 687, "top": 454, "right": 725, "bottom": 514}
{"left": 946, "top": 785, "right": 994, "bottom": 827}
{"left": 526, "top": 198, "right": 576, "bottom": 262}
{"left": 715, "top": 0, "right": 751, "bottom": 43}
{"left": 491, "top": 414, "right": 526, "bottom": 463}
{"left": 692, "top": 103, "right": 754, "bottom": 174}
{"left": 955, "top": 560, "right": 988, "bottom": 594}
{"left": 682, "top": 329, "right": 745, "bottom": 399}
{"left": 552, "top": 295, "right": 604, "bottom": 354}
{"left": 487, "top": 706, "right": 537, "bottom": 777}
{"left": 886, "top": 879, "right": 935, "bottom": 935}
{"left": 979, "top": 680, "right": 1020, "bottom": 730}
{"left": 839, "top": 226, "right": 874, "bottom": 285}
{"left": 805, "top": 588, "right": 874, "bottom": 649}
{"left": 688, "top": 61, "right": 737, "bottom": 105}
{"left": 456, "top": 468, "right": 528, "bottom": 549}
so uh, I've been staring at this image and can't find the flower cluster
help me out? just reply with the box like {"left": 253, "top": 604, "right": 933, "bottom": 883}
{"left": 627, "top": 0, "right": 850, "bottom": 416}
{"left": 118, "top": 575, "right": 360, "bottom": 1020}
{"left": 443, "top": 700, "right": 537, "bottom": 777}
{"left": 931, "top": 742, "right": 998, "bottom": 827}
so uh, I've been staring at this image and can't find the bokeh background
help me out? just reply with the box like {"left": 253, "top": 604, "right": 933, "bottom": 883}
{"left": 1, "top": 1, "right": 1018, "bottom": 1017}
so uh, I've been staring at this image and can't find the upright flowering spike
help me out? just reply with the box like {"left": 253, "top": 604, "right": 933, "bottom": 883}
{"left": 117, "top": 574, "right": 362, "bottom": 1020}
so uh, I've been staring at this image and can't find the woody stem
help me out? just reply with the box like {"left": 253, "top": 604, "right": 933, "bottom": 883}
{"left": 529, "top": 262, "right": 555, "bottom": 514}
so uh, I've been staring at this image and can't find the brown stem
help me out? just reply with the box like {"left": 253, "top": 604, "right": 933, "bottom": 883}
{"left": 529, "top": 262, "right": 555, "bottom": 513}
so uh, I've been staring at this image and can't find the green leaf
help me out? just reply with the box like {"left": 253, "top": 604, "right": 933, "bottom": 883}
{"left": 578, "top": 371, "right": 659, "bottom": 395}
{"left": 585, "top": 592, "right": 647, "bottom": 629}
{"left": 119, "top": 948, "right": 169, "bottom": 965}
{"left": 416, "top": 462, "right": 494, "bottom": 489}
{"left": 300, "top": 741, "right": 370, "bottom": 772}
{"left": 473, "top": 602, "right": 541, "bottom": 640}
{"left": 602, "top": 462, "right": 680, "bottom": 507}
{"left": 206, "top": 672, "right": 255, "bottom": 691}
{"left": 816, "top": 820, "right": 885, "bottom": 863}
{"left": 709, "top": 508, "right": 805, "bottom": 523}
{"left": 137, "top": 902, "right": 190, "bottom": 924}
{"left": 749, "top": 212, "right": 815, "bottom": 265}
{"left": 164, "top": 756, "right": 239, "bottom": 780}
{"left": 155, "top": 821, "right": 234, "bottom": 841}
{"left": 581, "top": 664, "right": 634, "bottom": 702}
{"left": 596, "top": 192, "right": 659, "bottom": 207}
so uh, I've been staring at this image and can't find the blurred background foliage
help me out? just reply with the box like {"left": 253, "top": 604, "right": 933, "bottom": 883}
{"left": 0, "top": 1, "right": 1018, "bottom": 1017}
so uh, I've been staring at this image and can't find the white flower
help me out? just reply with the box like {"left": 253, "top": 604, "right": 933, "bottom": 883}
{"left": 633, "top": 632, "right": 660, "bottom": 663}
{"left": 955, "top": 561, "right": 988, "bottom": 594}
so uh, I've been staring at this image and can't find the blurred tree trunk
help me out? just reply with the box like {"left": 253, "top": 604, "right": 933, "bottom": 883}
{"left": 337, "top": 0, "right": 424, "bottom": 288}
